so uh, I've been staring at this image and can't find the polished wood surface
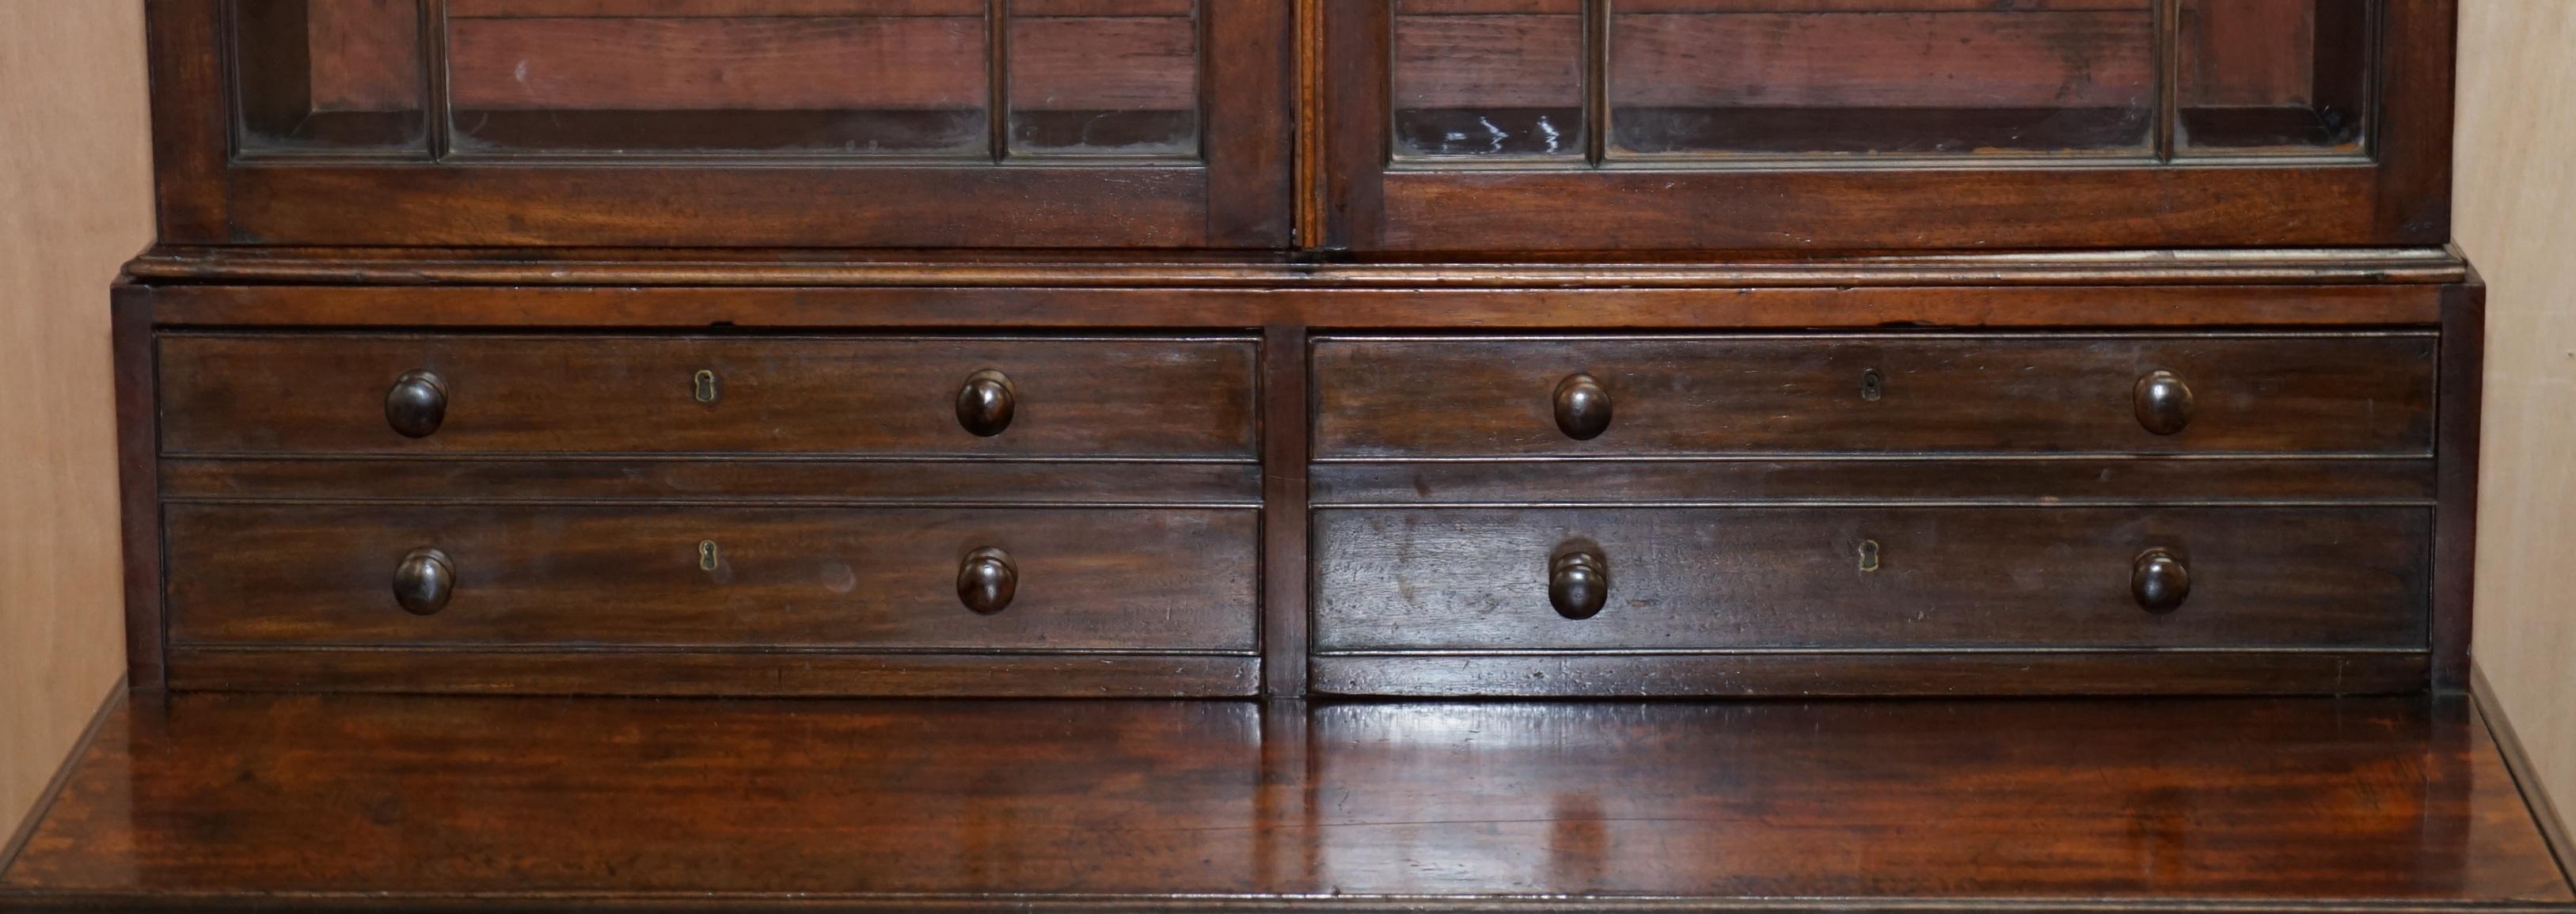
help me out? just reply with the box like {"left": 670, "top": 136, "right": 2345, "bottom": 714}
{"left": 1312, "top": 456, "right": 2437, "bottom": 505}
{"left": 1307, "top": 650, "right": 2433, "bottom": 696}
{"left": 92, "top": 0, "right": 2495, "bottom": 720}
{"left": 0, "top": 693, "right": 2566, "bottom": 910}
{"left": 158, "top": 335, "right": 1258, "bottom": 457}
{"left": 158, "top": 647, "right": 1260, "bottom": 696}
{"left": 1314, "top": 334, "right": 2437, "bottom": 457}
{"left": 158, "top": 457, "right": 1260, "bottom": 504}
{"left": 1313, "top": 506, "right": 2430, "bottom": 651}
{"left": 164, "top": 505, "right": 1257, "bottom": 650}
{"left": 50, "top": 5, "right": 2544, "bottom": 908}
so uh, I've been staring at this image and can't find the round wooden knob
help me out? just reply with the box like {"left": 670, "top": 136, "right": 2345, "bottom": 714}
{"left": 392, "top": 548, "right": 454, "bottom": 616}
{"left": 2131, "top": 548, "right": 2190, "bottom": 613}
{"left": 956, "top": 369, "right": 1016, "bottom": 438}
{"left": 1553, "top": 373, "right": 1612, "bottom": 441}
{"left": 2133, "top": 370, "right": 2194, "bottom": 436}
{"left": 957, "top": 546, "right": 1017, "bottom": 614}
{"left": 1548, "top": 550, "right": 1610, "bottom": 620}
{"left": 385, "top": 370, "right": 448, "bottom": 438}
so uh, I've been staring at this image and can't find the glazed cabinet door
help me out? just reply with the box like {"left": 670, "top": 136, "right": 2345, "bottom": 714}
{"left": 1326, "top": 0, "right": 2450, "bottom": 252}
{"left": 155, "top": 0, "right": 1288, "bottom": 247}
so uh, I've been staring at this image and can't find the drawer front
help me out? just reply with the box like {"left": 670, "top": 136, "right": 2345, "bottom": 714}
{"left": 1313, "top": 507, "right": 2429, "bottom": 651}
{"left": 160, "top": 335, "right": 1258, "bottom": 457}
{"left": 167, "top": 505, "right": 1257, "bottom": 651}
{"left": 1313, "top": 334, "right": 2435, "bottom": 457}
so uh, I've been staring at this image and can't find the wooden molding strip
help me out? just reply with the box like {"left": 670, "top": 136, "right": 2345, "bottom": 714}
{"left": 123, "top": 247, "right": 2470, "bottom": 289}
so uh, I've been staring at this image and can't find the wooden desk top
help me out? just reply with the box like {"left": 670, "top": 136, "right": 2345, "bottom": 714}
{"left": 3, "top": 692, "right": 2567, "bottom": 912}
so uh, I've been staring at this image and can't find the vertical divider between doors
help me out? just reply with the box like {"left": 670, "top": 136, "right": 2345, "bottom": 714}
{"left": 1260, "top": 324, "right": 1312, "bottom": 697}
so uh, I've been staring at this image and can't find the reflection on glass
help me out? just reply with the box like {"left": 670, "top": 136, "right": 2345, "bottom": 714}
{"left": 1609, "top": 1, "right": 2156, "bottom": 157}
{"left": 1009, "top": 0, "right": 1201, "bottom": 158}
{"left": 1392, "top": 0, "right": 1585, "bottom": 159}
{"left": 234, "top": 0, "right": 429, "bottom": 155}
{"left": 2178, "top": 0, "right": 2370, "bottom": 154}
{"left": 443, "top": 0, "right": 990, "bottom": 156}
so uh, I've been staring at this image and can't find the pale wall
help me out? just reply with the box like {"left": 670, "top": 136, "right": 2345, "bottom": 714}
{"left": 2456, "top": 0, "right": 2576, "bottom": 838}
{"left": 0, "top": 0, "right": 153, "bottom": 841}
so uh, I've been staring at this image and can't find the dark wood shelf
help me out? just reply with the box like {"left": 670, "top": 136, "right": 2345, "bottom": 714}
{"left": 3, "top": 693, "right": 2568, "bottom": 913}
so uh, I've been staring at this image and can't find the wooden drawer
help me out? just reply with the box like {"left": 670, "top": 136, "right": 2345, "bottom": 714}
{"left": 1313, "top": 507, "right": 2430, "bottom": 652}
{"left": 166, "top": 505, "right": 1257, "bottom": 651}
{"left": 1313, "top": 333, "right": 2435, "bottom": 457}
{"left": 159, "top": 334, "right": 1258, "bottom": 457}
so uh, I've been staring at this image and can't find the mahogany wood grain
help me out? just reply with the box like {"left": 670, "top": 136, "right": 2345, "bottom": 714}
{"left": 1370, "top": 165, "right": 2402, "bottom": 251}
{"left": 1311, "top": 457, "right": 2437, "bottom": 505}
{"left": 117, "top": 247, "right": 2474, "bottom": 288}
{"left": 1, "top": 694, "right": 2566, "bottom": 906}
{"left": 1615, "top": 0, "right": 2147, "bottom": 11}
{"left": 147, "top": 0, "right": 1291, "bottom": 248}
{"left": 1018, "top": 0, "right": 1196, "bottom": 14}
{"left": 450, "top": 1, "right": 987, "bottom": 15}
{"left": 1313, "top": 334, "right": 2436, "bottom": 457}
{"left": 163, "top": 504, "right": 1256, "bottom": 650}
{"left": 1202, "top": 0, "right": 1294, "bottom": 245}
{"left": 162, "top": 649, "right": 1260, "bottom": 696}
{"left": 112, "top": 290, "right": 165, "bottom": 690}
{"left": 142, "top": 1, "right": 226, "bottom": 238}
{"left": 158, "top": 335, "right": 1256, "bottom": 457}
{"left": 1009, "top": 11, "right": 1197, "bottom": 112}
{"left": 2373, "top": 0, "right": 2457, "bottom": 241}
{"left": 1300, "top": 697, "right": 2563, "bottom": 898}
{"left": 160, "top": 458, "right": 1260, "bottom": 505}
{"left": 1609, "top": 8, "right": 2155, "bottom": 110}
{"left": 223, "top": 164, "right": 1215, "bottom": 247}
{"left": 2433, "top": 279, "right": 2486, "bottom": 690}
{"left": 1260, "top": 325, "right": 1311, "bottom": 696}
{"left": 1392, "top": 9, "right": 1579, "bottom": 111}
{"left": 1309, "top": 650, "right": 2434, "bottom": 696}
{"left": 131, "top": 282, "right": 2452, "bottom": 328}
{"left": 1328, "top": 0, "right": 2458, "bottom": 250}
{"left": 2178, "top": 0, "right": 2312, "bottom": 108}
{"left": 1313, "top": 506, "right": 2430, "bottom": 651}
{"left": 306, "top": 0, "right": 423, "bottom": 112}
{"left": 446, "top": 15, "right": 989, "bottom": 112}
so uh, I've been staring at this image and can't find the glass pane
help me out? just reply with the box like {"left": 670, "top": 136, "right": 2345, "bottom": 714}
{"left": 1009, "top": 0, "right": 1200, "bottom": 157}
{"left": 444, "top": 0, "right": 990, "bottom": 156}
{"left": 234, "top": 0, "right": 428, "bottom": 155}
{"left": 1609, "top": 1, "right": 2156, "bottom": 158}
{"left": 1391, "top": 0, "right": 1584, "bottom": 159}
{"left": 2178, "top": 0, "right": 2370, "bottom": 154}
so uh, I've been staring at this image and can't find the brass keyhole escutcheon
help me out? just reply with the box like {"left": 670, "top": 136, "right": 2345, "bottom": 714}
{"left": 1860, "top": 369, "right": 1884, "bottom": 402}
{"left": 693, "top": 370, "right": 720, "bottom": 404}
{"left": 1857, "top": 540, "right": 1881, "bottom": 572}
{"left": 698, "top": 540, "right": 720, "bottom": 571}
